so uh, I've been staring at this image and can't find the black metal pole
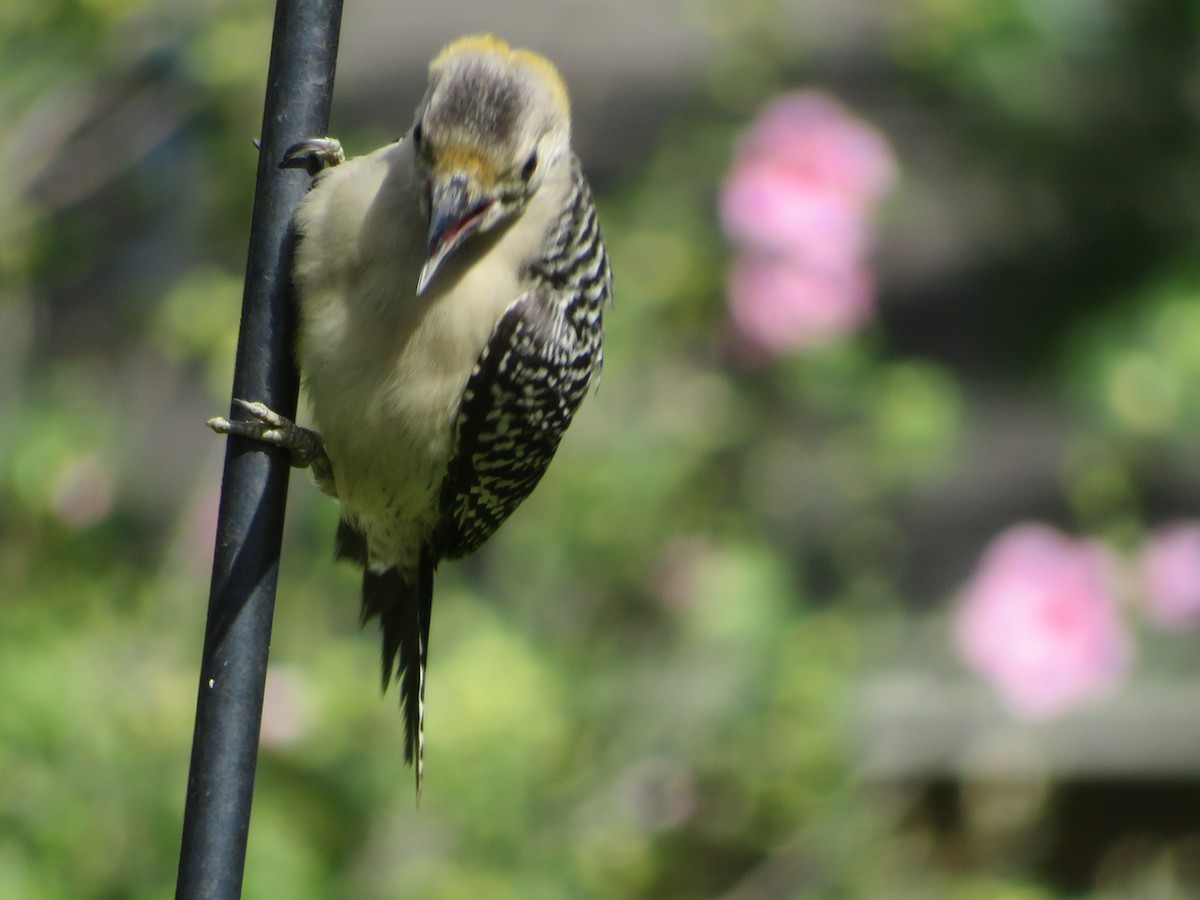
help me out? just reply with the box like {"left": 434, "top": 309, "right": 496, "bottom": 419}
{"left": 175, "top": 0, "right": 341, "bottom": 896}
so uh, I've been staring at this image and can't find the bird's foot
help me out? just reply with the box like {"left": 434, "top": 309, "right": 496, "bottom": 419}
{"left": 208, "top": 400, "right": 335, "bottom": 492}
{"left": 281, "top": 137, "right": 345, "bottom": 176}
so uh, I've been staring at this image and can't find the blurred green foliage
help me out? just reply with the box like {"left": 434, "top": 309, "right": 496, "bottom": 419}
{"left": 4, "top": 0, "right": 1200, "bottom": 897}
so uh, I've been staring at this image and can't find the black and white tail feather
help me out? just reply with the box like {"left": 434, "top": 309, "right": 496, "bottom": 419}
{"left": 337, "top": 521, "right": 434, "bottom": 798}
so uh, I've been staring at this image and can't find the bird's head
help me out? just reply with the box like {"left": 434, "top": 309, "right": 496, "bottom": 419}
{"left": 411, "top": 35, "right": 572, "bottom": 295}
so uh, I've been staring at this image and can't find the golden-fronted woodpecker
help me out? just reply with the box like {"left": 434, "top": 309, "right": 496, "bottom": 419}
{"left": 209, "top": 35, "right": 611, "bottom": 797}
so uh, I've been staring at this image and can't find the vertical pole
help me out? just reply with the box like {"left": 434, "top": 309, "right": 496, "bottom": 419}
{"left": 175, "top": 0, "right": 341, "bottom": 896}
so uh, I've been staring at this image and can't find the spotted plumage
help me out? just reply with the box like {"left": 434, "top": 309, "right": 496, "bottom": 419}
{"left": 441, "top": 162, "right": 609, "bottom": 558}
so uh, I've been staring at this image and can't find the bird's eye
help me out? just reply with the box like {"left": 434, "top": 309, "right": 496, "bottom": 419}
{"left": 412, "top": 122, "right": 424, "bottom": 148}
{"left": 521, "top": 151, "right": 538, "bottom": 182}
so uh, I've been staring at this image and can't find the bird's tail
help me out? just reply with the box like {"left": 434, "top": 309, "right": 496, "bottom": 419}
{"left": 339, "top": 521, "right": 435, "bottom": 800}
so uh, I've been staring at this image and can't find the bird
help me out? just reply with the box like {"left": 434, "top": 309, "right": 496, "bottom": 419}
{"left": 208, "top": 34, "right": 611, "bottom": 799}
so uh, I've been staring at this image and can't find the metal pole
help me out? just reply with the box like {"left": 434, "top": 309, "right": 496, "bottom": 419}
{"left": 175, "top": 0, "right": 341, "bottom": 895}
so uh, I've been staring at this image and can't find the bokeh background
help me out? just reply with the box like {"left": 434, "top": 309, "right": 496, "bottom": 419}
{"left": 6, "top": 0, "right": 1200, "bottom": 897}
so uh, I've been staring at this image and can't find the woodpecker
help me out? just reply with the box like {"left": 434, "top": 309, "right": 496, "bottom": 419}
{"left": 209, "top": 35, "right": 611, "bottom": 797}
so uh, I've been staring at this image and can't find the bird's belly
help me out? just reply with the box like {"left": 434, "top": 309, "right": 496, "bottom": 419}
{"left": 309, "top": 370, "right": 454, "bottom": 572}
{"left": 302, "top": 286, "right": 518, "bottom": 570}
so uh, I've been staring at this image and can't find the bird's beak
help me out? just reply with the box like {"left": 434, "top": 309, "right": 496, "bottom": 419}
{"left": 417, "top": 172, "right": 494, "bottom": 295}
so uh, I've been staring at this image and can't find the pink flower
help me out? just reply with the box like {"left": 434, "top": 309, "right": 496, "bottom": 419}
{"left": 953, "top": 524, "right": 1131, "bottom": 720}
{"left": 733, "top": 93, "right": 896, "bottom": 206}
{"left": 260, "top": 665, "right": 312, "bottom": 749}
{"left": 720, "top": 160, "right": 872, "bottom": 268}
{"left": 1140, "top": 521, "right": 1200, "bottom": 629}
{"left": 50, "top": 454, "right": 115, "bottom": 530}
{"left": 727, "top": 254, "right": 873, "bottom": 351}
{"left": 720, "top": 91, "right": 895, "bottom": 353}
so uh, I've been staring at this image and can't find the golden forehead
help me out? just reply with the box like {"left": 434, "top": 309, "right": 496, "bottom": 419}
{"left": 431, "top": 34, "right": 570, "bottom": 115}
{"left": 433, "top": 144, "right": 499, "bottom": 185}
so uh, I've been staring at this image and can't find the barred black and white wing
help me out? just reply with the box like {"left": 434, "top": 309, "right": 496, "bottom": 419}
{"left": 437, "top": 161, "right": 609, "bottom": 558}
{"left": 438, "top": 285, "right": 597, "bottom": 557}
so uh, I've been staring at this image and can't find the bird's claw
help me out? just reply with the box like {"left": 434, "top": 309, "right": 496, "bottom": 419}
{"left": 281, "top": 137, "right": 345, "bottom": 176}
{"left": 208, "top": 399, "right": 327, "bottom": 470}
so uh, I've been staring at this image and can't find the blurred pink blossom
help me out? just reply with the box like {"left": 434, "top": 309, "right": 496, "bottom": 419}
{"left": 50, "top": 454, "right": 115, "bottom": 530}
{"left": 260, "top": 664, "right": 312, "bottom": 749}
{"left": 953, "top": 524, "right": 1131, "bottom": 720}
{"left": 720, "top": 160, "right": 872, "bottom": 268}
{"left": 732, "top": 93, "right": 896, "bottom": 206}
{"left": 720, "top": 91, "right": 895, "bottom": 353}
{"left": 727, "top": 254, "right": 872, "bottom": 351}
{"left": 1140, "top": 521, "right": 1200, "bottom": 629}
